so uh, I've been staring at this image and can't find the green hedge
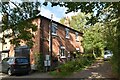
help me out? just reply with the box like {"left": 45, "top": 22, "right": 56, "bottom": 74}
{"left": 34, "top": 53, "right": 44, "bottom": 72}
{"left": 52, "top": 54, "right": 95, "bottom": 76}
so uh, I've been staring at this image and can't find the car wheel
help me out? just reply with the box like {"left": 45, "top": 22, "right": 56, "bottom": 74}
{"left": 8, "top": 69, "right": 12, "bottom": 76}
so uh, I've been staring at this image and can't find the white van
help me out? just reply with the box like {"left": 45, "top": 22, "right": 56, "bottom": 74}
{"left": 104, "top": 50, "right": 113, "bottom": 60}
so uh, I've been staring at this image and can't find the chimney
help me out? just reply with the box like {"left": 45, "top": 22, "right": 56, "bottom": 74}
{"left": 64, "top": 16, "right": 70, "bottom": 27}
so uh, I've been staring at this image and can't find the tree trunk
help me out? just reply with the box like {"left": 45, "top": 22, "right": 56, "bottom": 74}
{"left": 92, "top": 48, "right": 96, "bottom": 59}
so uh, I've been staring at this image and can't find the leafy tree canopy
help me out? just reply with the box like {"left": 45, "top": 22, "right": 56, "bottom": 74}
{"left": 57, "top": 2, "right": 119, "bottom": 76}
{"left": 0, "top": 1, "right": 41, "bottom": 48}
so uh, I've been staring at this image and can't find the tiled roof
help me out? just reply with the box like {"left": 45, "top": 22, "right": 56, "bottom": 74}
{"left": 29, "top": 15, "right": 83, "bottom": 35}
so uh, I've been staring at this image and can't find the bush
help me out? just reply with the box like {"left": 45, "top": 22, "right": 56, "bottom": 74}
{"left": 58, "top": 61, "right": 75, "bottom": 73}
{"left": 49, "top": 53, "right": 95, "bottom": 77}
{"left": 57, "top": 54, "right": 95, "bottom": 74}
{"left": 83, "top": 53, "right": 95, "bottom": 60}
{"left": 34, "top": 53, "right": 44, "bottom": 72}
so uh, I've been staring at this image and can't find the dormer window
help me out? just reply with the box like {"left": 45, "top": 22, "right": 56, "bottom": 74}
{"left": 52, "top": 23, "right": 57, "bottom": 36}
{"left": 65, "top": 28, "right": 69, "bottom": 39}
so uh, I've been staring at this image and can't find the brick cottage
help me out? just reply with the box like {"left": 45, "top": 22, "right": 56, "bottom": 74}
{"left": 8, "top": 15, "right": 84, "bottom": 68}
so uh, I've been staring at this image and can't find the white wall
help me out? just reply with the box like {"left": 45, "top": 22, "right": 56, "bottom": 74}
{"left": 0, "top": 32, "right": 11, "bottom": 51}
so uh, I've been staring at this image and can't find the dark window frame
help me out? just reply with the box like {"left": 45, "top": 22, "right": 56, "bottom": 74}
{"left": 59, "top": 46, "right": 66, "bottom": 58}
{"left": 65, "top": 28, "right": 70, "bottom": 39}
{"left": 52, "top": 23, "right": 57, "bottom": 36}
{"left": 75, "top": 32, "right": 79, "bottom": 42}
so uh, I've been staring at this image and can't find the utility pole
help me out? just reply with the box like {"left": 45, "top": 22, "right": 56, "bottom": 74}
{"left": 0, "top": 22, "right": 4, "bottom": 62}
{"left": 49, "top": 14, "right": 53, "bottom": 70}
{"left": 0, "top": 24, "right": 3, "bottom": 51}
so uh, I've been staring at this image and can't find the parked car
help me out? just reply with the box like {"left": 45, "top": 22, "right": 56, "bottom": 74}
{"left": 104, "top": 50, "right": 113, "bottom": 60}
{"left": 1, "top": 57, "right": 31, "bottom": 76}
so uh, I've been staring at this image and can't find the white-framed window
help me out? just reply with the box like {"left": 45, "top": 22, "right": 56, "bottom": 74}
{"left": 67, "top": 51, "right": 70, "bottom": 58}
{"left": 75, "top": 32, "right": 79, "bottom": 42}
{"left": 52, "top": 23, "right": 57, "bottom": 36}
{"left": 60, "top": 46, "right": 66, "bottom": 58}
{"left": 76, "top": 48, "right": 80, "bottom": 52}
{"left": 65, "top": 28, "right": 69, "bottom": 39}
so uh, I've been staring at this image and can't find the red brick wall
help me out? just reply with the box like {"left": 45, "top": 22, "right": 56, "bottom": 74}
{"left": 39, "top": 18, "right": 84, "bottom": 60}
{"left": 9, "top": 16, "right": 84, "bottom": 65}
{"left": 30, "top": 18, "right": 41, "bottom": 65}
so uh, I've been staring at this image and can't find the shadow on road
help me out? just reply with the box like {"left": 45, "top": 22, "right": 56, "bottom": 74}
{"left": 0, "top": 59, "right": 117, "bottom": 80}
{"left": 67, "top": 59, "right": 116, "bottom": 79}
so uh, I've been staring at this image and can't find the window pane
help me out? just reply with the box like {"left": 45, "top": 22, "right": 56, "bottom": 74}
{"left": 65, "top": 28, "right": 69, "bottom": 38}
{"left": 75, "top": 32, "right": 79, "bottom": 41}
{"left": 16, "top": 58, "right": 28, "bottom": 63}
{"left": 75, "top": 32, "right": 78, "bottom": 39}
{"left": 52, "top": 23, "right": 57, "bottom": 35}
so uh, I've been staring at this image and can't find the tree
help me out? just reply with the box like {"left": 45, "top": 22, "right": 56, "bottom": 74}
{"left": 60, "top": 17, "right": 66, "bottom": 24}
{"left": 0, "top": 2, "right": 41, "bottom": 48}
{"left": 46, "top": 2, "right": 120, "bottom": 77}
{"left": 60, "top": 12, "right": 105, "bottom": 58}
{"left": 69, "top": 12, "right": 91, "bottom": 32}
{"left": 84, "top": 23, "right": 105, "bottom": 57}
{"left": 66, "top": 12, "right": 104, "bottom": 58}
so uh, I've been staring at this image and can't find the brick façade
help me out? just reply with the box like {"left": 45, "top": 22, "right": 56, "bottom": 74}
{"left": 9, "top": 15, "right": 84, "bottom": 67}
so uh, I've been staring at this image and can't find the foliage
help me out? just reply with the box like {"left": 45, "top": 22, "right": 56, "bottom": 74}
{"left": 62, "top": 12, "right": 105, "bottom": 58}
{"left": 69, "top": 12, "right": 92, "bottom": 32}
{"left": 83, "top": 22, "right": 105, "bottom": 57}
{"left": 50, "top": 2, "right": 120, "bottom": 76}
{"left": 0, "top": 2, "right": 41, "bottom": 48}
{"left": 34, "top": 53, "right": 44, "bottom": 72}
{"left": 50, "top": 54, "right": 95, "bottom": 77}
{"left": 59, "top": 17, "right": 66, "bottom": 25}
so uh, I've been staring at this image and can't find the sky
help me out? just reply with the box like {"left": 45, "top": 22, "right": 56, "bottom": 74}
{"left": 40, "top": 3, "right": 66, "bottom": 22}
{"left": 0, "top": 0, "right": 77, "bottom": 22}
{"left": 40, "top": 3, "right": 78, "bottom": 22}
{"left": 40, "top": 0, "right": 79, "bottom": 22}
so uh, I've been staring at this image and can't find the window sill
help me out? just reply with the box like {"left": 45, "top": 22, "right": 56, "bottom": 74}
{"left": 52, "top": 33, "right": 57, "bottom": 36}
{"left": 60, "top": 56, "right": 66, "bottom": 58}
{"left": 66, "top": 36, "right": 70, "bottom": 39}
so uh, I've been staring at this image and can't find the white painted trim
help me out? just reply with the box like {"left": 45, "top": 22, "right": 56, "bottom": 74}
{"left": 76, "top": 48, "right": 80, "bottom": 51}
{"left": 60, "top": 46, "right": 65, "bottom": 49}
{"left": 60, "top": 56, "right": 66, "bottom": 58}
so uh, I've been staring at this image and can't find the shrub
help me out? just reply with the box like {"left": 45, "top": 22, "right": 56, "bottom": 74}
{"left": 34, "top": 53, "right": 44, "bottom": 72}
{"left": 49, "top": 53, "right": 95, "bottom": 77}
{"left": 57, "top": 54, "right": 95, "bottom": 74}
{"left": 59, "top": 61, "right": 75, "bottom": 73}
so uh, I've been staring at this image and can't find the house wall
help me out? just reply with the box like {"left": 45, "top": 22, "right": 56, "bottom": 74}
{"left": 37, "top": 17, "right": 84, "bottom": 65}
{"left": 41, "top": 18, "right": 49, "bottom": 55}
{"left": 4, "top": 16, "right": 84, "bottom": 66}
{"left": 0, "top": 31, "right": 11, "bottom": 61}
{"left": 8, "top": 18, "right": 41, "bottom": 65}
{"left": 30, "top": 18, "right": 41, "bottom": 65}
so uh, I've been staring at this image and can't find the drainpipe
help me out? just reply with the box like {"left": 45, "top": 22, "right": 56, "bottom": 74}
{"left": 0, "top": 23, "right": 4, "bottom": 61}
{"left": 1, "top": 30, "right": 3, "bottom": 52}
{"left": 40, "top": 18, "right": 43, "bottom": 54}
{"left": 1, "top": 19, "right": 4, "bottom": 52}
{"left": 49, "top": 14, "right": 53, "bottom": 69}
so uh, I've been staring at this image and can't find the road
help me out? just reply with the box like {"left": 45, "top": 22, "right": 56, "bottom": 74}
{"left": 0, "top": 62, "right": 8, "bottom": 80}
{"left": 0, "top": 72, "right": 54, "bottom": 80}
{"left": 66, "top": 60, "right": 115, "bottom": 78}
{"left": 0, "top": 59, "right": 117, "bottom": 80}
